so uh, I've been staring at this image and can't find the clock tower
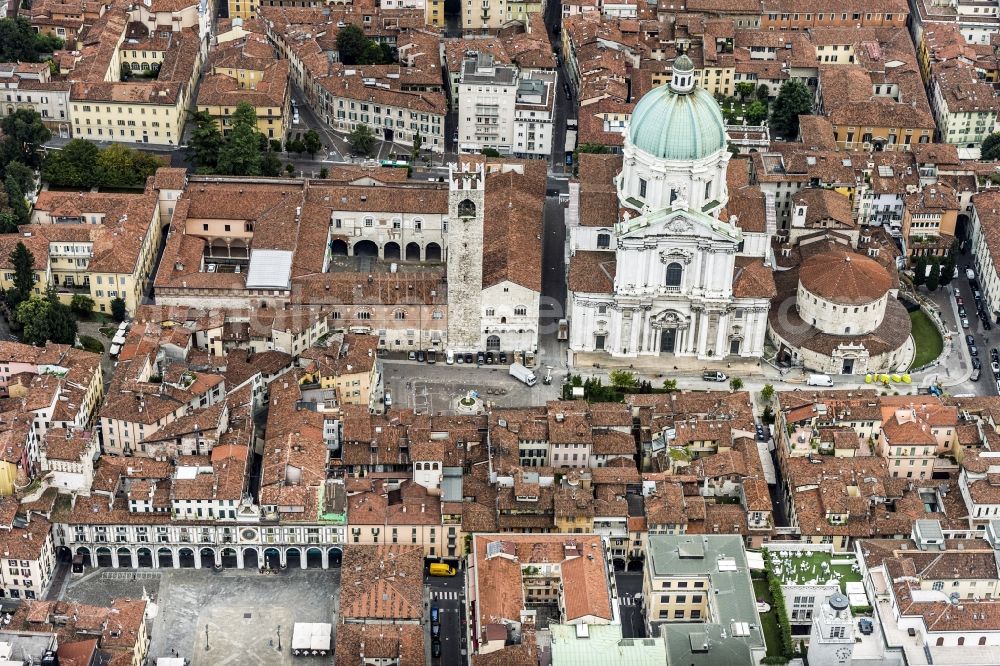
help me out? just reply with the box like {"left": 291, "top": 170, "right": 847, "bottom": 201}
{"left": 808, "top": 592, "right": 855, "bottom": 666}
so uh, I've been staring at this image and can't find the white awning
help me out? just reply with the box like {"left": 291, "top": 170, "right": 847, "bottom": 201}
{"left": 245, "top": 249, "right": 293, "bottom": 289}
{"left": 746, "top": 550, "right": 765, "bottom": 570}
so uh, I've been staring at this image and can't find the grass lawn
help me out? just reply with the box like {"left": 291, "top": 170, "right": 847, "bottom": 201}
{"left": 99, "top": 326, "right": 117, "bottom": 339}
{"left": 909, "top": 309, "right": 943, "bottom": 369}
{"left": 753, "top": 578, "right": 783, "bottom": 658}
{"left": 764, "top": 550, "right": 861, "bottom": 591}
{"left": 79, "top": 335, "right": 104, "bottom": 354}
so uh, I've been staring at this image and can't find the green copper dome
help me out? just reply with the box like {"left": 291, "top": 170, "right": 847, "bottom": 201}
{"left": 627, "top": 56, "right": 727, "bottom": 162}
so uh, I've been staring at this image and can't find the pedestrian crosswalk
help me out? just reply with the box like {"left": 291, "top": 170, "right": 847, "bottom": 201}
{"left": 432, "top": 590, "right": 460, "bottom": 601}
{"left": 619, "top": 594, "right": 642, "bottom": 607}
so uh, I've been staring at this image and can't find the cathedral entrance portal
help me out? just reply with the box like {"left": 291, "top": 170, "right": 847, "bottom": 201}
{"left": 660, "top": 329, "right": 677, "bottom": 353}
{"left": 842, "top": 358, "right": 855, "bottom": 374}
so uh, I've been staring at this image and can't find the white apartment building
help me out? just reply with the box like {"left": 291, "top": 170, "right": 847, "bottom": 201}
{"left": 0, "top": 63, "right": 72, "bottom": 138}
{"left": 459, "top": 53, "right": 556, "bottom": 159}
{"left": 930, "top": 61, "right": 1000, "bottom": 149}
{"left": 512, "top": 71, "right": 556, "bottom": 159}
{"left": 0, "top": 505, "right": 56, "bottom": 601}
{"left": 458, "top": 53, "right": 519, "bottom": 155}
{"left": 39, "top": 429, "right": 98, "bottom": 495}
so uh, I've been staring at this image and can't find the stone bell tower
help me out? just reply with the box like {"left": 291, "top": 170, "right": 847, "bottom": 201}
{"left": 446, "top": 162, "right": 486, "bottom": 352}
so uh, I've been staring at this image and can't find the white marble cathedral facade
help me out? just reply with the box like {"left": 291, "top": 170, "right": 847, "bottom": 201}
{"left": 567, "top": 56, "right": 774, "bottom": 360}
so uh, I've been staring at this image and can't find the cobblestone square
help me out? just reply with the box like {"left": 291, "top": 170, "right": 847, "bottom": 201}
{"left": 62, "top": 568, "right": 340, "bottom": 665}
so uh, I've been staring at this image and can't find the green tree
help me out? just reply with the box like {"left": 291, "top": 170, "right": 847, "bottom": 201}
{"left": 286, "top": 138, "right": 305, "bottom": 155}
{"left": 15, "top": 293, "right": 77, "bottom": 346}
{"left": 3, "top": 160, "right": 35, "bottom": 197}
{"left": 3, "top": 175, "right": 29, "bottom": 226}
{"left": 0, "top": 210, "right": 19, "bottom": 234}
{"left": 746, "top": 100, "right": 768, "bottom": 125}
{"left": 319, "top": 166, "right": 329, "bottom": 179}
{"left": 185, "top": 110, "right": 224, "bottom": 170}
{"left": 410, "top": 131, "right": 422, "bottom": 161}
{"left": 756, "top": 84, "right": 770, "bottom": 101}
{"left": 96, "top": 144, "right": 160, "bottom": 188}
{"left": 261, "top": 151, "right": 282, "bottom": 177}
{"left": 348, "top": 124, "right": 376, "bottom": 156}
{"left": 1, "top": 109, "right": 51, "bottom": 167}
{"left": 110, "top": 297, "right": 127, "bottom": 322}
{"left": 0, "top": 17, "right": 62, "bottom": 63}
{"left": 662, "top": 378, "right": 678, "bottom": 392}
{"left": 217, "top": 102, "right": 262, "bottom": 176}
{"left": 913, "top": 255, "right": 927, "bottom": 287}
{"left": 337, "top": 24, "right": 370, "bottom": 65}
{"left": 982, "top": 132, "right": 1000, "bottom": 161}
{"left": 926, "top": 261, "right": 941, "bottom": 292}
{"left": 760, "top": 383, "right": 775, "bottom": 402}
{"left": 729, "top": 377, "right": 744, "bottom": 391}
{"left": 120, "top": 62, "right": 132, "bottom": 81}
{"left": 269, "top": 138, "right": 283, "bottom": 153}
{"left": 609, "top": 369, "right": 638, "bottom": 390}
{"left": 70, "top": 293, "right": 95, "bottom": 318}
{"left": 43, "top": 139, "right": 100, "bottom": 188}
{"left": 735, "top": 82, "right": 755, "bottom": 101}
{"left": 940, "top": 252, "right": 956, "bottom": 287}
{"left": 285, "top": 163, "right": 296, "bottom": 175}
{"left": 576, "top": 143, "right": 610, "bottom": 154}
{"left": 359, "top": 41, "right": 384, "bottom": 65}
{"left": 480, "top": 148, "right": 500, "bottom": 157}
{"left": 770, "top": 80, "right": 813, "bottom": 139}
{"left": 8, "top": 241, "right": 34, "bottom": 305}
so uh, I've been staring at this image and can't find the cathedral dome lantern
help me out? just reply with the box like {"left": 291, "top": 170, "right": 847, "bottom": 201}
{"left": 618, "top": 54, "right": 730, "bottom": 215}
{"left": 626, "top": 55, "right": 727, "bottom": 163}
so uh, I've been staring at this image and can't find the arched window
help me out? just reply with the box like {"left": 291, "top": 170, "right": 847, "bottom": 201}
{"left": 936, "top": 637, "right": 944, "bottom": 647}
{"left": 394, "top": 309, "right": 406, "bottom": 320}
{"left": 665, "top": 262, "right": 683, "bottom": 287}
{"left": 932, "top": 581, "right": 944, "bottom": 591}
{"left": 130, "top": 62, "right": 140, "bottom": 70}
{"left": 514, "top": 306, "right": 527, "bottom": 316}
{"left": 487, "top": 335, "right": 500, "bottom": 349}
{"left": 458, "top": 199, "right": 476, "bottom": 217}
{"left": 597, "top": 233, "right": 611, "bottom": 249}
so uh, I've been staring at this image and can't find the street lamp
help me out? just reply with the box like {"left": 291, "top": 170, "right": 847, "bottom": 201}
{"left": 205, "top": 625, "right": 209, "bottom": 651}
{"left": 277, "top": 624, "right": 282, "bottom": 651}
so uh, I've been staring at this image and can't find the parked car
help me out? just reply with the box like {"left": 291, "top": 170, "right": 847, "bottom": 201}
{"left": 383, "top": 392, "right": 392, "bottom": 408}
{"left": 956, "top": 295, "right": 965, "bottom": 306}
{"left": 959, "top": 306, "right": 967, "bottom": 317}
{"left": 963, "top": 318, "right": 970, "bottom": 328}
{"left": 465, "top": 352, "right": 474, "bottom": 364}
{"left": 990, "top": 347, "right": 998, "bottom": 361}
{"left": 499, "top": 351, "right": 508, "bottom": 364}
{"left": 971, "top": 345, "right": 979, "bottom": 357}
{"left": 973, "top": 357, "right": 982, "bottom": 370}
{"left": 966, "top": 335, "right": 976, "bottom": 346}
{"left": 417, "top": 350, "right": 426, "bottom": 362}
{"left": 702, "top": 371, "right": 728, "bottom": 382}
{"left": 858, "top": 618, "right": 874, "bottom": 635}
{"left": 455, "top": 353, "right": 464, "bottom": 364}
{"left": 432, "top": 640, "right": 441, "bottom": 658}
{"left": 485, "top": 351, "right": 495, "bottom": 364}
{"left": 430, "top": 606, "right": 439, "bottom": 623}
{"left": 431, "top": 624, "right": 440, "bottom": 638}
{"left": 476, "top": 351, "right": 485, "bottom": 364}
{"left": 992, "top": 361, "right": 999, "bottom": 377}
{"left": 967, "top": 268, "right": 977, "bottom": 281}
{"left": 408, "top": 351, "right": 416, "bottom": 361}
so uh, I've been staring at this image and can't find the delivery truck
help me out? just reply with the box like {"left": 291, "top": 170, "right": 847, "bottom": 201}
{"left": 509, "top": 362, "right": 537, "bottom": 386}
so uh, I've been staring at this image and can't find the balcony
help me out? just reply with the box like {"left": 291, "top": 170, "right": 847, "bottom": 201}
{"left": 52, "top": 280, "right": 91, "bottom": 293}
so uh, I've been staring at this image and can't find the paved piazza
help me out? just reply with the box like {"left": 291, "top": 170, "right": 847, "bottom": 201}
{"left": 61, "top": 568, "right": 340, "bottom": 665}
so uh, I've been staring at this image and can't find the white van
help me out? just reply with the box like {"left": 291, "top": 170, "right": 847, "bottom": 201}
{"left": 807, "top": 374, "right": 834, "bottom": 387}
{"left": 446, "top": 349, "right": 454, "bottom": 365}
